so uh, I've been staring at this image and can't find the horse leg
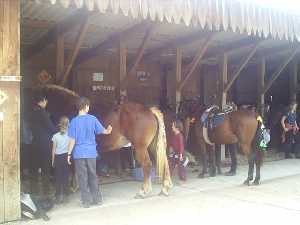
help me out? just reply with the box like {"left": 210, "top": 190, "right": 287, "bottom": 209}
{"left": 253, "top": 152, "right": 263, "bottom": 185}
{"left": 135, "top": 147, "right": 153, "bottom": 198}
{"left": 198, "top": 144, "right": 208, "bottom": 178}
{"left": 244, "top": 152, "right": 255, "bottom": 186}
{"left": 215, "top": 145, "right": 222, "bottom": 175}
{"left": 208, "top": 145, "right": 216, "bottom": 177}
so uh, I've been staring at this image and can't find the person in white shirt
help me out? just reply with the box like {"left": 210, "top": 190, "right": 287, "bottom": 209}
{"left": 51, "top": 116, "right": 71, "bottom": 204}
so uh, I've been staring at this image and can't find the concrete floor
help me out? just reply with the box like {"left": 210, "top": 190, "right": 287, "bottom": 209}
{"left": 9, "top": 158, "right": 300, "bottom": 225}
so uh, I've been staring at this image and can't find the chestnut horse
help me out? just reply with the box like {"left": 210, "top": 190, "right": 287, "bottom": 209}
{"left": 184, "top": 104, "right": 263, "bottom": 185}
{"left": 31, "top": 85, "right": 172, "bottom": 197}
{"left": 98, "top": 103, "right": 173, "bottom": 197}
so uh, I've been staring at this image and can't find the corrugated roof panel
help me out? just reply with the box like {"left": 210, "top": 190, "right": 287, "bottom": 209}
{"left": 21, "top": 0, "right": 76, "bottom": 22}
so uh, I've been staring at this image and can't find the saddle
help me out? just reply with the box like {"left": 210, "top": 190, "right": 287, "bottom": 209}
{"left": 201, "top": 105, "right": 234, "bottom": 129}
{"left": 200, "top": 104, "right": 234, "bottom": 145}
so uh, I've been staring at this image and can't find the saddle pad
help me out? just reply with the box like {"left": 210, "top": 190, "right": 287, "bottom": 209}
{"left": 210, "top": 113, "right": 225, "bottom": 129}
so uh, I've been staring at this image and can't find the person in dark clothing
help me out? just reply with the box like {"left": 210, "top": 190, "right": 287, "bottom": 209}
{"left": 30, "top": 95, "right": 57, "bottom": 177}
{"left": 281, "top": 101, "right": 299, "bottom": 158}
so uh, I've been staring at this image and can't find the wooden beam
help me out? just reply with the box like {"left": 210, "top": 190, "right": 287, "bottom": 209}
{"left": 21, "top": 18, "right": 55, "bottom": 29}
{"left": 290, "top": 60, "right": 298, "bottom": 100}
{"left": 60, "top": 16, "right": 90, "bottom": 86}
{"left": 0, "top": 0, "right": 21, "bottom": 222}
{"left": 176, "top": 48, "right": 182, "bottom": 114}
{"left": 126, "top": 27, "right": 155, "bottom": 77}
{"left": 76, "top": 21, "right": 151, "bottom": 66}
{"left": 220, "top": 53, "right": 228, "bottom": 109}
{"left": 224, "top": 42, "right": 262, "bottom": 93}
{"left": 144, "top": 31, "right": 213, "bottom": 62}
{"left": 219, "top": 53, "right": 228, "bottom": 161}
{"left": 257, "top": 58, "right": 266, "bottom": 113}
{"left": 263, "top": 47, "right": 300, "bottom": 94}
{"left": 55, "top": 34, "right": 64, "bottom": 84}
{"left": 178, "top": 33, "right": 217, "bottom": 91}
{"left": 25, "top": 9, "right": 89, "bottom": 59}
{"left": 119, "top": 39, "right": 127, "bottom": 92}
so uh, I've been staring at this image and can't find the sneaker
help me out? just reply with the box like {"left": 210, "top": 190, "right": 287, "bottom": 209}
{"left": 55, "top": 195, "right": 63, "bottom": 204}
{"left": 91, "top": 200, "right": 103, "bottom": 206}
{"left": 225, "top": 171, "right": 236, "bottom": 176}
{"left": 285, "top": 153, "right": 293, "bottom": 159}
{"left": 81, "top": 202, "right": 90, "bottom": 208}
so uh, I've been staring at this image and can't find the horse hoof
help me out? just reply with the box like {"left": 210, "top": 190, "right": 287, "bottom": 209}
{"left": 134, "top": 190, "right": 147, "bottom": 199}
{"left": 134, "top": 193, "right": 146, "bottom": 199}
{"left": 159, "top": 190, "right": 169, "bottom": 197}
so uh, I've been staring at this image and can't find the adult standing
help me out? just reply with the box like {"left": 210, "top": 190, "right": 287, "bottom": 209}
{"left": 281, "top": 101, "right": 299, "bottom": 158}
{"left": 30, "top": 94, "right": 57, "bottom": 177}
{"left": 67, "top": 97, "right": 112, "bottom": 208}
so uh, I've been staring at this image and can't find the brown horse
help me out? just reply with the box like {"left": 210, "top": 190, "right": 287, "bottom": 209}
{"left": 185, "top": 104, "right": 263, "bottom": 185}
{"left": 30, "top": 85, "right": 172, "bottom": 197}
{"left": 98, "top": 102, "right": 173, "bottom": 197}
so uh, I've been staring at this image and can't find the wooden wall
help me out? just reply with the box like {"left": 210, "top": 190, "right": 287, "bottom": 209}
{"left": 0, "top": 0, "right": 21, "bottom": 223}
{"left": 74, "top": 54, "right": 162, "bottom": 114}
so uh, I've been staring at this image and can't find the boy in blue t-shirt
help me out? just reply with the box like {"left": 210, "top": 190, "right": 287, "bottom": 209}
{"left": 68, "top": 97, "right": 112, "bottom": 208}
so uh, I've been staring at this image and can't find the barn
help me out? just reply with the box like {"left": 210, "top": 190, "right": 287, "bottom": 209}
{"left": 0, "top": 0, "right": 299, "bottom": 222}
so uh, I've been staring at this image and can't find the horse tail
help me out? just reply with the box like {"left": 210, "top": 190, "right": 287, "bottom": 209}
{"left": 150, "top": 107, "right": 167, "bottom": 180}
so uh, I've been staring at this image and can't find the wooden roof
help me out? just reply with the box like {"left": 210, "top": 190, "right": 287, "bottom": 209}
{"left": 33, "top": 0, "right": 300, "bottom": 41}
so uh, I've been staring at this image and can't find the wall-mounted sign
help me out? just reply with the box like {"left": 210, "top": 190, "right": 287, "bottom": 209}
{"left": 137, "top": 71, "right": 150, "bottom": 82}
{"left": 93, "top": 72, "right": 104, "bottom": 82}
{"left": 92, "top": 85, "right": 115, "bottom": 92}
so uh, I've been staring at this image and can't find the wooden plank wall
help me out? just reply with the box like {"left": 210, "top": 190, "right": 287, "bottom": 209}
{"left": 0, "top": 0, "right": 21, "bottom": 223}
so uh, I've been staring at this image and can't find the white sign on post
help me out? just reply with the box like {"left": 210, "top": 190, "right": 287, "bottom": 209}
{"left": 0, "top": 112, "right": 3, "bottom": 122}
{"left": 93, "top": 72, "right": 104, "bottom": 82}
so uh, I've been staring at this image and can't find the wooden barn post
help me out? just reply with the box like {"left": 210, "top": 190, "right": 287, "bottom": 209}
{"left": 257, "top": 58, "right": 266, "bottom": 114}
{"left": 289, "top": 60, "right": 298, "bottom": 102}
{"left": 219, "top": 53, "right": 228, "bottom": 161}
{"left": 175, "top": 48, "right": 182, "bottom": 114}
{"left": 119, "top": 39, "right": 127, "bottom": 100}
{"left": 0, "top": 0, "right": 21, "bottom": 222}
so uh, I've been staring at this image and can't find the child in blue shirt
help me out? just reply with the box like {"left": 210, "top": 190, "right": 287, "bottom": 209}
{"left": 52, "top": 116, "right": 71, "bottom": 204}
{"left": 67, "top": 97, "right": 112, "bottom": 208}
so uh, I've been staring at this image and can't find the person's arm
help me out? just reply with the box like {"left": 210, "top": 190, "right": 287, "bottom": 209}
{"left": 67, "top": 120, "right": 76, "bottom": 165}
{"left": 67, "top": 138, "right": 75, "bottom": 165}
{"left": 51, "top": 137, "right": 56, "bottom": 167}
{"left": 95, "top": 118, "right": 112, "bottom": 135}
{"left": 41, "top": 110, "right": 57, "bottom": 134}
{"left": 295, "top": 120, "right": 299, "bottom": 130}
{"left": 178, "top": 134, "right": 185, "bottom": 160}
{"left": 281, "top": 116, "right": 288, "bottom": 131}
